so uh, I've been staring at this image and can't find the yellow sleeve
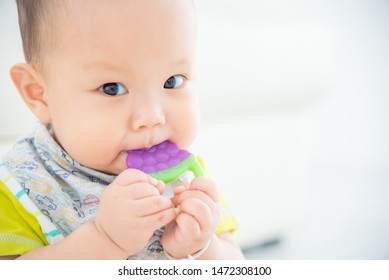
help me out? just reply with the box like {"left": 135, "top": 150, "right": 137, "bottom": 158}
{"left": 215, "top": 193, "right": 239, "bottom": 234}
{"left": 197, "top": 156, "right": 239, "bottom": 234}
{"left": 0, "top": 180, "right": 48, "bottom": 256}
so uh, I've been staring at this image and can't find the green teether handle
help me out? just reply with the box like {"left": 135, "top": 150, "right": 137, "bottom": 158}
{"left": 150, "top": 154, "right": 204, "bottom": 183}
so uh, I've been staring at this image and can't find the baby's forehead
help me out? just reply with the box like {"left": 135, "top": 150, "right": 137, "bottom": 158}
{"left": 18, "top": 0, "right": 196, "bottom": 71}
{"left": 58, "top": 1, "right": 193, "bottom": 35}
{"left": 57, "top": 1, "right": 196, "bottom": 49}
{"left": 43, "top": 1, "right": 196, "bottom": 73}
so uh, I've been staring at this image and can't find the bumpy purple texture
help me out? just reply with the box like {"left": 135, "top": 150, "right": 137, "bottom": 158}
{"left": 126, "top": 141, "right": 190, "bottom": 173}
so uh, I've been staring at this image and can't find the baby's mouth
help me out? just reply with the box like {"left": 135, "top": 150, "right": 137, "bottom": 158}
{"left": 133, "top": 140, "right": 167, "bottom": 152}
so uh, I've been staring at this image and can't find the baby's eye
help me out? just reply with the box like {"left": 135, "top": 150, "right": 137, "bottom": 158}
{"left": 164, "top": 75, "right": 185, "bottom": 89}
{"left": 98, "top": 82, "right": 128, "bottom": 96}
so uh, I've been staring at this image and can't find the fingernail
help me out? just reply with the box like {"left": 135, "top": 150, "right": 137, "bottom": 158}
{"left": 177, "top": 184, "right": 187, "bottom": 190}
{"left": 150, "top": 177, "right": 158, "bottom": 186}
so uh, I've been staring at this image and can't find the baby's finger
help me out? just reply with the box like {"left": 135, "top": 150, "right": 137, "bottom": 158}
{"left": 115, "top": 169, "right": 164, "bottom": 194}
{"left": 173, "top": 182, "right": 189, "bottom": 196}
{"left": 178, "top": 198, "right": 212, "bottom": 233}
{"left": 141, "top": 207, "right": 178, "bottom": 230}
{"left": 172, "top": 190, "right": 215, "bottom": 212}
{"left": 175, "top": 212, "right": 201, "bottom": 238}
{"left": 115, "top": 169, "right": 150, "bottom": 186}
{"left": 188, "top": 177, "right": 219, "bottom": 202}
{"left": 153, "top": 179, "right": 166, "bottom": 195}
{"left": 134, "top": 196, "right": 175, "bottom": 217}
{"left": 121, "top": 182, "right": 160, "bottom": 200}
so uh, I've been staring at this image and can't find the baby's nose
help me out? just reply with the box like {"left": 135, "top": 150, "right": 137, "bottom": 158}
{"left": 129, "top": 97, "right": 166, "bottom": 131}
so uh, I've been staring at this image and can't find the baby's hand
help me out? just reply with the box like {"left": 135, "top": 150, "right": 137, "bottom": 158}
{"left": 94, "top": 169, "right": 177, "bottom": 256}
{"left": 162, "top": 177, "right": 220, "bottom": 259}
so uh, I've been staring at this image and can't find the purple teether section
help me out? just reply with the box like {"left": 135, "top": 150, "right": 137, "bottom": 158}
{"left": 126, "top": 141, "right": 190, "bottom": 173}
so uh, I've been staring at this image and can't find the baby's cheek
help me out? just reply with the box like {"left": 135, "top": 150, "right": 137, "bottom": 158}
{"left": 168, "top": 102, "right": 200, "bottom": 148}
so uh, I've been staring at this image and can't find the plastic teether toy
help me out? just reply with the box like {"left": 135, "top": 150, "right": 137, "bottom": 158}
{"left": 126, "top": 141, "right": 204, "bottom": 183}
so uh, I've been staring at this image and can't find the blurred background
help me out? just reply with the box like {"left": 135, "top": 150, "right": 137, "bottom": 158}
{"left": 1, "top": 0, "right": 388, "bottom": 259}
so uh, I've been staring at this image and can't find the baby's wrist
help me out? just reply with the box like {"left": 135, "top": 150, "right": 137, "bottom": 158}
{"left": 164, "top": 239, "right": 211, "bottom": 260}
{"left": 89, "top": 221, "right": 128, "bottom": 259}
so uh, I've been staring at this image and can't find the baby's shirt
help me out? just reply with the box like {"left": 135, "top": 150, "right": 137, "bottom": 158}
{"left": 0, "top": 179, "right": 48, "bottom": 255}
{"left": 0, "top": 122, "right": 238, "bottom": 258}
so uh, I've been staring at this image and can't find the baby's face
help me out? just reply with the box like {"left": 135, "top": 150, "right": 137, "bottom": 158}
{"left": 41, "top": 0, "right": 199, "bottom": 175}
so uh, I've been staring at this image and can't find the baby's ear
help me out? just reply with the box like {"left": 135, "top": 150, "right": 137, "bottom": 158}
{"left": 10, "top": 63, "right": 51, "bottom": 123}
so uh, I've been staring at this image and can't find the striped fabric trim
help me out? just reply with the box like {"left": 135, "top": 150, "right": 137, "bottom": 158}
{"left": 45, "top": 229, "right": 62, "bottom": 238}
{"left": 0, "top": 164, "right": 64, "bottom": 244}
{"left": 15, "top": 189, "right": 26, "bottom": 199}
{"left": 0, "top": 233, "right": 43, "bottom": 250}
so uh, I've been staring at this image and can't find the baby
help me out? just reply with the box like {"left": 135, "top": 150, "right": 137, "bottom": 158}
{"left": 0, "top": 0, "right": 244, "bottom": 259}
